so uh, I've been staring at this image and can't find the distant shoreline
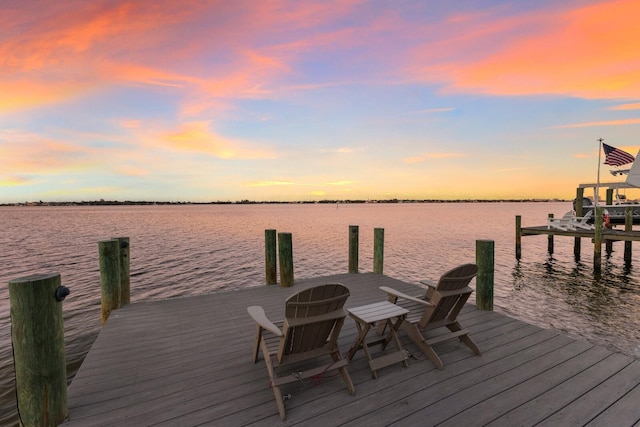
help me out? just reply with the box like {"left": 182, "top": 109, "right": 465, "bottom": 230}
{"left": 1, "top": 198, "right": 569, "bottom": 207}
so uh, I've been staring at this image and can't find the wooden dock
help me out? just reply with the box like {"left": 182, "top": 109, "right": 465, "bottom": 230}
{"left": 62, "top": 273, "right": 640, "bottom": 426}
{"left": 521, "top": 225, "right": 640, "bottom": 241}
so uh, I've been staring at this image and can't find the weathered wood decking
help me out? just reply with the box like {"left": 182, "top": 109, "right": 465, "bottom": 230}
{"left": 62, "top": 273, "right": 640, "bottom": 426}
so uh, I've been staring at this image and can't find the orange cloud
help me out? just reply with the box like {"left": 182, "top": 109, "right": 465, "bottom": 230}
{"left": 157, "top": 121, "right": 275, "bottom": 159}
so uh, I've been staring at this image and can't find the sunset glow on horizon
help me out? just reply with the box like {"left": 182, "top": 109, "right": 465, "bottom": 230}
{"left": 2, "top": 0, "right": 640, "bottom": 203}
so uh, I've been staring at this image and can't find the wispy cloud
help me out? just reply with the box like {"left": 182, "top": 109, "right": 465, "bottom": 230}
{"left": 609, "top": 103, "right": 640, "bottom": 111}
{"left": 403, "top": 152, "right": 468, "bottom": 163}
{"left": 156, "top": 121, "right": 276, "bottom": 159}
{"left": 556, "top": 118, "right": 640, "bottom": 128}
{"left": 248, "top": 181, "right": 295, "bottom": 187}
{"left": 410, "top": 107, "right": 455, "bottom": 114}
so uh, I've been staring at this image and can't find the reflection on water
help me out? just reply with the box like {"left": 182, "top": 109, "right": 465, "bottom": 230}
{"left": 509, "top": 251, "right": 640, "bottom": 357}
{"left": 1, "top": 202, "right": 640, "bottom": 425}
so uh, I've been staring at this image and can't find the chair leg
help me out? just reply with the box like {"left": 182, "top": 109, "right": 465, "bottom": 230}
{"left": 264, "top": 353, "right": 287, "bottom": 420}
{"left": 252, "top": 325, "right": 263, "bottom": 363}
{"left": 273, "top": 385, "right": 286, "bottom": 421}
{"left": 331, "top": 351, "right": 356, "bottom": 395}
{"left": 404, "top": 324, "right": 444, "bottom": 369}
{"left": 446, "top": 322, "right": 481, "bottom": 355}
{"left": 460, "top": 334, "right": 481, "bottom": 355}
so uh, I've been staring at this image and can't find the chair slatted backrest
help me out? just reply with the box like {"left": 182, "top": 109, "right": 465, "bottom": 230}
{"left": 419, "top": 264, "right": 478, "bottom": 329}
{"left": 279, "top": 284, "right": 350, "bottom": 361}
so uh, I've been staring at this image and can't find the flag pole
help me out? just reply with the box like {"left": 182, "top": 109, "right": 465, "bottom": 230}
{"left": 596, "top": 137, "right": 603, "bottom": 206}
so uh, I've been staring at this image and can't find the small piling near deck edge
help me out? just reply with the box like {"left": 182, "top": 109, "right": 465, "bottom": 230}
{"left": 476, "top": 239, "right": 494, "bottom": 311}
{"left": 547, "top": 214, "right": 554, "bottom": 254}
{"left": 574, "top": 188, "right": 584, "bottom": 258}
{"left": 373, "top": 228, "right": 384, "bottom": 274}
{"left": 265, "top": 229, "right": 277, "bottom": 285}
{"left": 9, "top": 272, "right": 68, "bottom": 426}
{"left": 515, "top": 216, "right": 522, "bottom": 260}
{"left": 625, "top": 206, "right": 633, "bottom": 264}
{"left": 99, "top": 239, "right": 121, "bottom": 325}
{"left": 349, "top": 225, "right": 359, "bottom": 273}
{"left": 606, "top": 189, "right": 614, "bottom": 254}
{"left": 278, "top": 232, "right": 294, "bottom": 287}
{"left": 594, "top": 207, "right": 603, "bottom": 273}
{"left": 112, "top": 237, "right": 130, "bottom": 305}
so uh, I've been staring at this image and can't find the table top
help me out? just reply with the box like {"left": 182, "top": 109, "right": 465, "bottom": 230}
{"left": 347, "top": 301, "right": 409, "bottom": 324}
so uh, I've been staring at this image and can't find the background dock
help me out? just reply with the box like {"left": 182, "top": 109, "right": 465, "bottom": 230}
{"left": 60, "top": 273, "right": 640, "bottom": 426}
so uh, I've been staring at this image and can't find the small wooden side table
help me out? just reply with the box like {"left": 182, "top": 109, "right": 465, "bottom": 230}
{"left": 346, "top": 301, "right": 409, "bottom": 378}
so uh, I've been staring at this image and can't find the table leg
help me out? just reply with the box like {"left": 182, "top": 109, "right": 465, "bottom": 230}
{"left": 347, "top": 320, "right": 367, "bottom": 361}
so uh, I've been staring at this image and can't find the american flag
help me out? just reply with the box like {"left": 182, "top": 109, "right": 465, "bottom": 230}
{"left": 603, "top": 143, "right": 635, "bottom": 167}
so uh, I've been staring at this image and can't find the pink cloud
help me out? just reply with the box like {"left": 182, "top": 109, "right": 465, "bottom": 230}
{"left": 407, "top": 0, "right": 640, "bottom": 99}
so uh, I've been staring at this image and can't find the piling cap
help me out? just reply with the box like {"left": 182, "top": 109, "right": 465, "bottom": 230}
{"left": 9, "top": 272, "right": 60, "bottom": 284}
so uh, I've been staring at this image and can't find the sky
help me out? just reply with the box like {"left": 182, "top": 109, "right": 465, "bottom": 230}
{"left": 2, "top": 0, "right": 640, "bottom": 203}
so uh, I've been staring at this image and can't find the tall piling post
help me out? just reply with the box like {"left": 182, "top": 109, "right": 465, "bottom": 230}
{"left": 574, "top": 188, "right": 584, "bottom": 258}
{"left": 99, "top": 239, "right": 121, "bottom": 325}
{"left": 113, "top": 237, "right": 130, "bottom": 305}
{"left": 349, "top": 225, "right": 359, "bottom": 273}
{"left": 265, "top": 229, "right": 277, "bottom": 285}
{"left": 515, "top": 216, "right": 522, "bottom": 260}
{"left": 278, "top": 232, "right": 294, "bottom": 287}
{"left": 606, "top": 189, "right": 614, "bottom": 254}
{"left": 9, "top": 272, "right": 69, "bottom": 426}
{"left": 373, "top": 228, "right": 384, "bottom": 274}
{"left": 625, "top": 206, "right": 633, "bottom": 264}
{"left": 476, "top": 239, "right": 494, "bottom": 311}
{"left": 547, "top": 214, "right": 554, "bottom": 254}
{"left": 594, "top": 206, "right": 603, "bottom": 273}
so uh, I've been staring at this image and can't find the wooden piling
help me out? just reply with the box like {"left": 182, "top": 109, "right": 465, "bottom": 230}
{"left": 349, "top": 225, "right": 359, "bottom": 273}
{"left": 606, "top": 189, "right": 614, "bottom": 254}
{"left": 265, "top": 229, "right": 277, "bottom": 285}
{"left": 574, "top": 188, "right": 584, "bottom": 258}
{"left": 547, "top": 214, "right": 554, "bottom": 254}
{"left": 278, "top": 232, "right": 294, "bottom": 287}
{"left": 625, "top": 206, "right": 633, "bottom": 264}
{"left": 9, "top": 272, "right": 68, "bottom": 426}
{"left": 99, "top": 239, "right": 121, "bottom": 325}
{"left": 515, "top": 216, "right": 522, "bottom": 260}
{"left": 113, "top": 237, "right": 130, "bottom": 305}
{"left": 476, "top": 239, "right": 494, "bottom": 311}
{"left": 373, "top": 228, "right": 384, "bottom": 274}
{"left": 594, "top": 207, "right": 603, "bottom": 273}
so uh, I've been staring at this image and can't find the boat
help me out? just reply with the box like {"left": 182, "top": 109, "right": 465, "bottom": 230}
{"left": 574, "top": 144, "right": 640, "bottom": 225}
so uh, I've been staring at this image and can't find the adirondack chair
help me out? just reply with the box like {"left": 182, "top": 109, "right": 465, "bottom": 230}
{"left": 547, "top": 211, "right": 575, "bottom": 230}
{"left": 379, "top": 263, "right": 481, "bottom": 369}
{"left": 247, "top": 283, "right": 355, "bottom": 420}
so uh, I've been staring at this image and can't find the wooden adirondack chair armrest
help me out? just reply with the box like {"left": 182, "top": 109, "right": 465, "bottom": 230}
{"left": 419, "top": 279, "right": 437, "bottom": 289}
{"left": 379, "top": 286, "right": 433, "bottom": 306}
{"left": 247, "top": 306, "right": 283, "bottom": 337}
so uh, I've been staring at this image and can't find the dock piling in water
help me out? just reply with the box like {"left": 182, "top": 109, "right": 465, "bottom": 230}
{"left": 373, "top": 228, "right": 384, "bottom": 274}
{"left": 8, "top": 272, "right": 68, "bottom": 426}
{"left": 99, "top": 239, "right": 121, "bottom": 325}
{"left": 278, "top": 232, "right": 294, "bottom": 287}
{"left": 349, "top": 225, "right": 359, "bottom": 273}
{"left": 547, "top": 214, "right": 554, "bottom": 254}
{"left": 112, "top": 236, "right": 130, "bottom": 305}
{"left": 625, "top": 206, "right": 633, "bottom": 264}
{"left": 265, "top": 229, "right": 277, "bottom": 285}
{"left": 515, "top": 215, "right": 522, "bottom": 260}
{"left": 476, "top": 239, "right": 494, "bottom": 311}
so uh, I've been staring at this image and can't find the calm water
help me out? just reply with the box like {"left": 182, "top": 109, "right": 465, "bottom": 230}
{"left": 2, "top": 202, "right": 640, "bottom": 424}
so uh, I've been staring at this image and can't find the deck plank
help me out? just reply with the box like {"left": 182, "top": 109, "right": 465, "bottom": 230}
{"left": 61, "top": 273, "right": 640, "bottom": 426}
